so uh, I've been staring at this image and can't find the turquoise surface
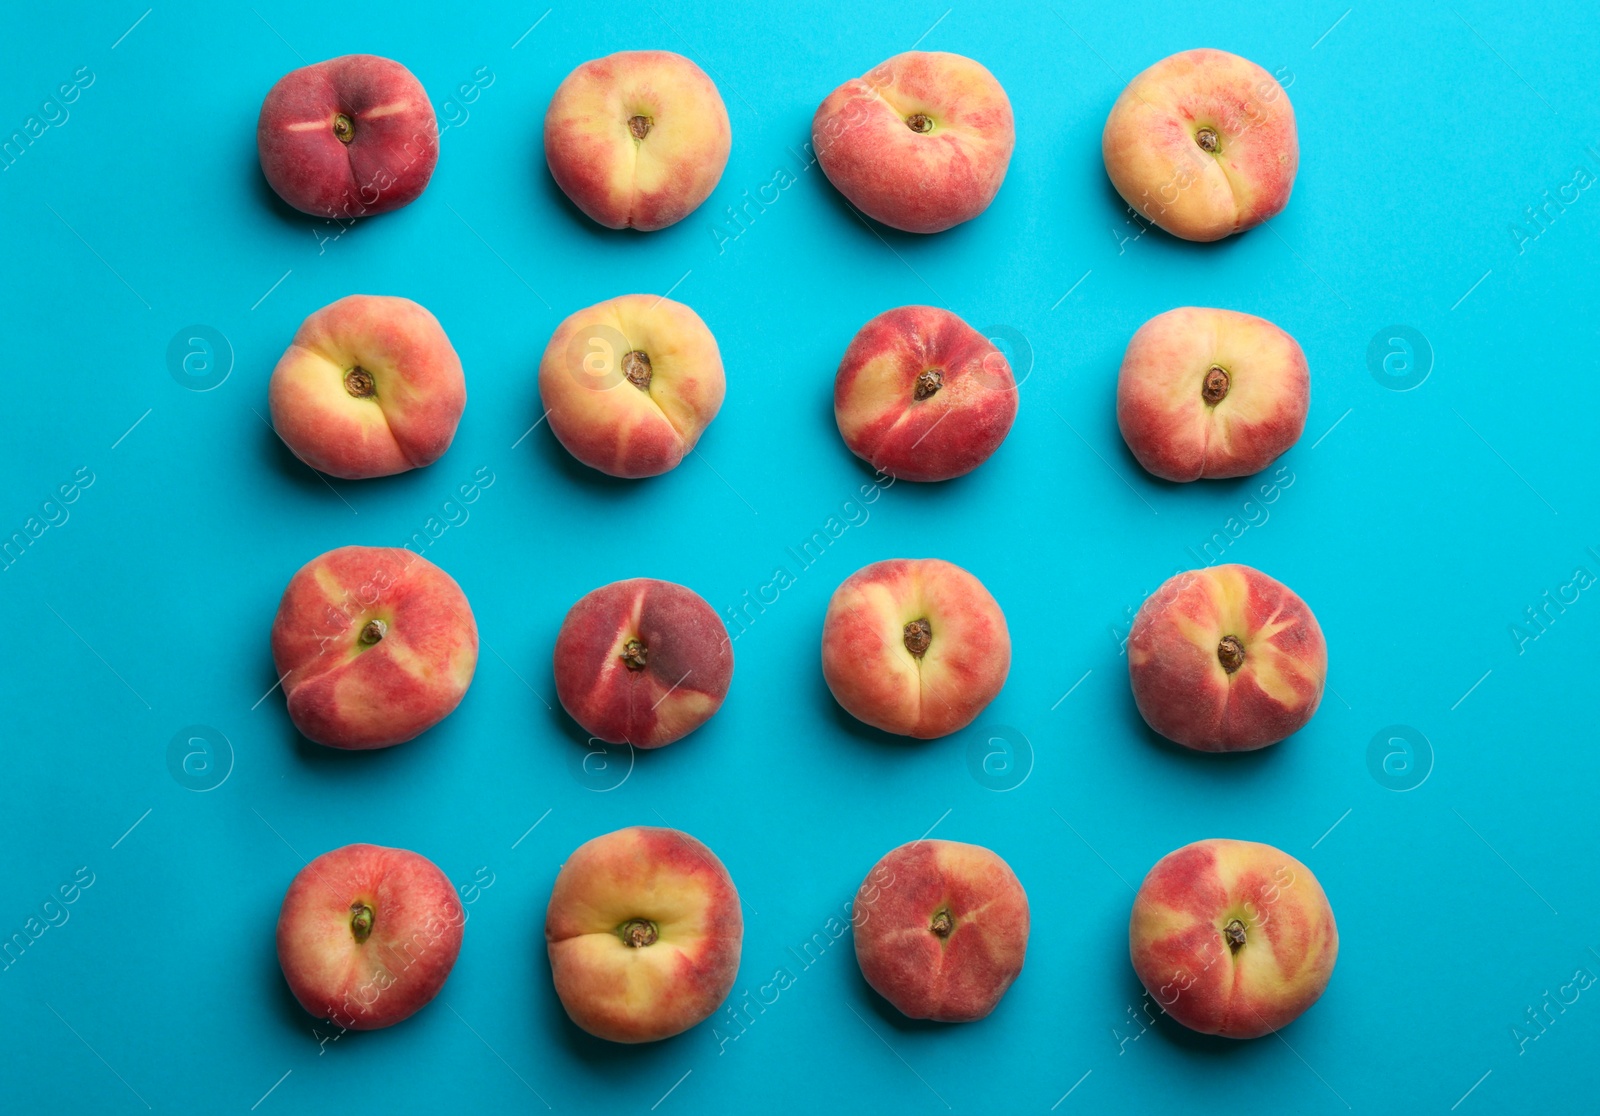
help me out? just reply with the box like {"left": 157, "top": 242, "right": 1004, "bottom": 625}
{"left": 2, "top": 1, "right": 1597, "bottom": 1112}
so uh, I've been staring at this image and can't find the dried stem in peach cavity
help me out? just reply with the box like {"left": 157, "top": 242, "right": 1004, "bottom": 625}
{"left": 332, "top": 113, "right": 355, "bottom": 144}
{"left": 349, "top": 901, "right": 374, "bottom": 943}
{"left": 359, "top": 619, "right": 386, "bottom": 646}
{"left": 621, "top": 638, "right": 649, "bottom": 671}
{"left": 914, "top": 369, "right": 943, "bottom": 400}
{"left": 1194, "top": 126, "right": 1219, "bottom": 153}
{"left": 345, "top": 366, "right": 376, "bottom": 398}
{"left": 1224, "top": 917, "right": 1246, "bottom": 952}
{"left": 628, "top": 115, "right": 652, "bottom": 140}
{"left": 930, "top": 910, "right": 953, "bottom": 937}
{"left": 1216, "top": 635, "right": 1245, "bottom": 673}
{"left": 903, "top": 619, "right": 932, "bottom": 657}
{"left": 1201, "top": 365, "right": 1230, "bottom": 405}
{"left": 905, "top": 113, "right": 933, "bottom": 134}
{"left": 618, "top": 918, "right": 658, "bottom": 947}
{"left": 622, "top": 350, "right": 653, "bottom": 391}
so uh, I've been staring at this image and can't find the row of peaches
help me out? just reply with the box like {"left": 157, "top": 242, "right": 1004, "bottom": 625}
{"left": 259, "top": 47, "right": 1294, "bottom": 241}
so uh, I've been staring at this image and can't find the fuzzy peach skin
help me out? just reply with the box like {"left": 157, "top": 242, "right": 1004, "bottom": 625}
{"left": 813, "top": 52, "right": 1014, "bottom": 234}
{"left": 269, "top": 295, "right": 466, "bottom": 479}
{"left": 853, "top": 840, "right": 1028, "bottom": 1022}
{"left": 835, "top": 306, "right": 1017, "bottom": 482}
{"left": 258, "top": 54, "right": 439, "bottom": 218}
{"left": 544, "top": 50, "right": 731, "bottom": 231}
{"left": 538, "top": 294, "right": 724, "bottom": 478}
{"left": 277, "top": 843, "right": 464, "bottom": 1031}
{"left": 1130, "top": 839, "right": 1336, "bottom": 1038}
{"left": 546, "top": 826, "right": 742, "bottom": 1043}
{"left": 1117, "top": 307, "right": 1307, "bottom": 481}
{"left": 554, "top": 578, "right": 732, "bottom": 749}
{"left": 1128, "top": 564, "right": 1325, "bottom": 752}
{"left": 822, "top": 559, "right": 1010, "bottom": 739}
{"left": 271, "top": 546, "right": 478, "bottom": 749}
{"left": 1102, "top": 49, "right": 1296, "bottom": 241}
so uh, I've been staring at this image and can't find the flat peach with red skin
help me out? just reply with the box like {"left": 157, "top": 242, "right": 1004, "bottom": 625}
{"left": 1128, "top": 564, "right": 1325, "bottom": 752}
{"left": 545, "top": 50, "right": 731, "bottom": 231}
{"left": 277, "top": 843, "right": 464, "bottom": 1030}
{"left": 822, "top": 558, "right": 1010, "bottom": 739}
{"left": 257, "top": 54, "right": 439, "bottom": 219}
{"left": 538, "top": 294, "right": 725, "bottom": 478}
{"left": 814, "top": 52, "right": 1014, "bottom": 233}
{"left": 835, "top": 306, "right": 1017, "bottom": 482}
{"left": 1102, "top": 48, "right": 1297, "bottom": 241}
{"left": 1117, "top": 306, "right": 1308, "bottom": 482}
{"left": 269, "top": 295, "right": 466, "bottom": 479}
{"left": 1130, "top": 838, "right": 1337, "bottom": 1038}
{"left": 553, "top": 578, "right": 732, "bottom": 749}
{"left": 271, "top": 546, "right": 478, "bottom": 749}
{"left": 853, "top": 840, "right": 1029, "bottom": 1022}
{"left": 546, "top": 826, "right": 742, "bottom": 1043}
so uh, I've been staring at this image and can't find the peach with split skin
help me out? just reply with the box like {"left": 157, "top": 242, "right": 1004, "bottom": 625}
{"left": 538, "top": 294, "right": 724, "bottom": 478}
{"left": 1102, "top": 48, "right": 1297, "bottom": 241}
{"left": 257, "top": 54, "right": 439, "bottom": 219}
{"left": 853, "top": 840, "right": 1028, "bottom": 1022}
{"left": 1130, "top": 838, "right": 1337, "bottom": 1038}
{"left": 269, "top": 295, "right": 466, "bottom": 480}
{"left": 553, "top": 579, "right": 732, "bottom": 749}
{"left": 822, "top": 559, "right": 1010, "bottom": 739}
{"left": 277, "top": 843, "right": 464, "bottom": 1031}
{"left": 813, "top": 52, "right": 1014, "bottom": 234}
{"left": 271, "top": 546, "right": 478, "bottom": 749}
{"left": 835, "top": 306, "right": 1017, "bottom": 482}
{"left": 1117, "top": 307, "right": 1308, "bottom": 482}
{"left": 1128, "top": 564, "right": 1325, "bottom": 752}
{"left": 544, "top": 50, "right": 731, "bottom": 231}
{"left": 546, "top": 826, "right": 742, "bottom": 1043}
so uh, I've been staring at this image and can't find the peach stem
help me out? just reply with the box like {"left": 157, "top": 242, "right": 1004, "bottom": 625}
{"left": 350, "top": 902, "right": 374, "bottom": 944}
{"left": 345, "top": 366, "right": 376, "bottom": 398}
{"left": 628, "top": 115, "right": 652, "bottom": 140}
{"left": 1194, "top": 126, "right": 1219, "bottom": 153}
{"left": 903, "top": 619, "right": 932, "bottom": 658}
{"left": 1216, "top": 635, "right": 1245, "bottom": 673}
{"left": 1201, "top": 365, "right": 1230, "bottom": 405}
{"left": 930, "top": 910, "right": 953, "bottom": 937}
{"left": 621, "top": 639, "right": 648, "bottom": 671}
{"left": 618, "top": 918, "right": 658, "bottom": 947}
{"left": 1224, "top": 918, "right": 1246, "bottom": 953}
{"left": 359, "top": 619, "right": 386, "bottom": 646}
{"left": 332, "top": 113, "right": 355, "bottom": 144}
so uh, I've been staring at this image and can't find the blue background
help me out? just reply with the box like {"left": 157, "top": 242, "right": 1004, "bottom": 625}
{"left": 2, "top": 1, "right": 1596, "bottom": 1111}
